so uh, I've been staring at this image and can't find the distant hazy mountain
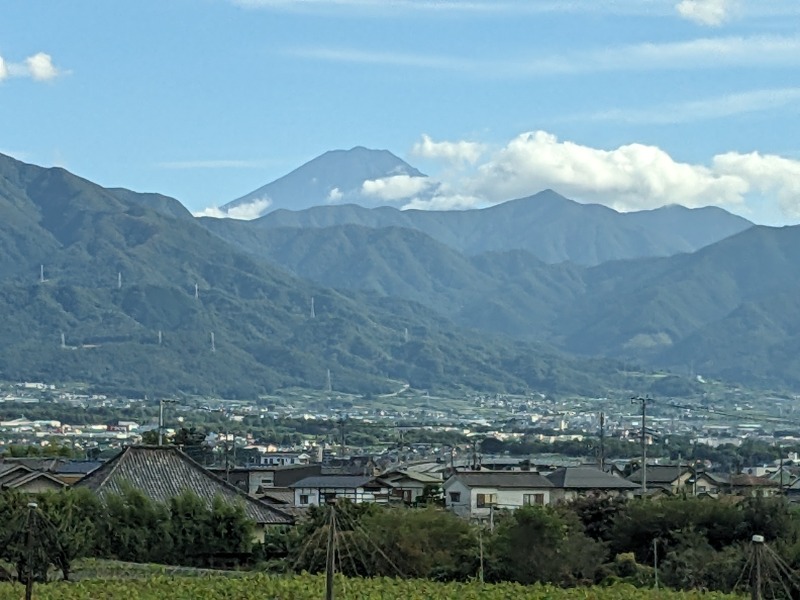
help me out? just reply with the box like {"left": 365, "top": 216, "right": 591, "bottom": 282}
{"left": 211, "top": 189, "right": 752, "bottom": 266}
{"left": 221, "top": 146, "right": 430, "bottom": 217}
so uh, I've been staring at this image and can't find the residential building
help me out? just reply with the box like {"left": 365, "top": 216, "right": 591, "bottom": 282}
{"left": 545, "top": 466, "right": 639, "bottom": 503}
{"left": 76, "top": 445, "right": 293, "bottom": 539}
{"left": 704, "top": 473, "right": 780, "bottom": 497}
{"left": 0, "top": 464, "right": 67, "bottom": 493}
{"left": 380, "top": 469, "right": 442, "bottom": 504}
{"left": 290, "top": 475, "right": 391, "bottom": 507}
{"left": 627, "top": 465, "right": 693, "bottom": 493}
{"left": 443, "top": 471, "right": 553, "bottom": 519}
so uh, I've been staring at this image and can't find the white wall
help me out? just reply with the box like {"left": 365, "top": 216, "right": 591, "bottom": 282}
{"left": 443, "top": 479, "right": 551, "bottom": 518}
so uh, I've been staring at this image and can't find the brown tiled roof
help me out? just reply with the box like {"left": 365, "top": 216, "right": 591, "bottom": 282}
{"left": 75, "top": 445, "right": 293, "bottom": 525}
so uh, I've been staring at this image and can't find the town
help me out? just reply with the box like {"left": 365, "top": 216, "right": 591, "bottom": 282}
{"left": 3, "top": 378, "right": 799, "bottom": 512}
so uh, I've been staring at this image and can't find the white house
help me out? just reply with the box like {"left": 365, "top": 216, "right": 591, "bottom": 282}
{"left": 290, "top": 475, "right": 391, "bottom": 507}
{"left": 259, "top": 452, "right": 311, "bottom": 467}
{"left": 443, "top": 471, "right": 553, "bottom": 519}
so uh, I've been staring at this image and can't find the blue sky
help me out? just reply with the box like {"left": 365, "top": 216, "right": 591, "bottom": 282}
{"left": 2, "top": 0, "right": 800, "bottom": 224}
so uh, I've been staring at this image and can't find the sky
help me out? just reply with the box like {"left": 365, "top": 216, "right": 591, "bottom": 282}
{"left": 2, "top": 0, "right": 800, "bottom": 225}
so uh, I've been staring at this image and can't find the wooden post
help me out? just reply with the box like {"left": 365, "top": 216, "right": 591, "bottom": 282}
{"left": 325, "top": 503, "right": 336, "bottom": 600}
{"left": 478, "top": 529, "right": 484, "bottom": 584}
{"left": 25, "top": 503, "right": 37, "bottom": 600}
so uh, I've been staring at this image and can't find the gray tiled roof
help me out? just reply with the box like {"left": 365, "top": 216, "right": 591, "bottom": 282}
{"left": 449, "top": 471, "right": 554, "bottom": 489}
{"left": 546, "top": 467, "right": 639, "bottom": 489}
{"left": 76, "top": 445, "right": 293, "bottom": 525}
{"left": 628, "top": 465, "right": 689, "bottom": 484}
{"left": 55, "top": 461, "right": 104, "bottom": 475}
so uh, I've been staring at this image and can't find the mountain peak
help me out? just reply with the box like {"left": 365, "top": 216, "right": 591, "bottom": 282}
{"left": 220, "top": 147, "right": 427, "bottom": 218}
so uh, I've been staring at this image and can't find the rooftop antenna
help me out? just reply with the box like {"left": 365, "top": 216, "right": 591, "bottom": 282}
{"left": 60, "top": 332, "right": 66, "bottom": 349}
{"left": 40, "top": 265, "right": 45, "bottom": 283}
{"left": 310, "top": 297, "right": 316, "bottom": 319}
{"left": 118, "top": 272, "right": 122, "bottom": 289}
{"left": 210, "top": 331, "right": 216, "bottom": 352}
{"left": 195, "top": 283, "right": 199, "bottom": 299}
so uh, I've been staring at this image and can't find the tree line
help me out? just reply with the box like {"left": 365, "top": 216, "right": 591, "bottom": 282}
{"left": 1, "top": 487, "right": 798, "bottom": 594}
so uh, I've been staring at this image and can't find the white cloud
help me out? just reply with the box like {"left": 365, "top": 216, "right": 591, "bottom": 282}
{"left": 676, "top": 0, "right": 734, "bottom": 26}
{"left": 468, "top": 131, "right": 748, "bottom": 211}
{"left": 411, "top": 134, "right": 485, "bottom": 166}
{"left": 582, "top": 87, "right": 800, "bottom": 124}
{"left": 194, "top": 197, "right": 272, "bottom": 220}
{"left": 713, "top": 152, "right": 800, "bottom": 217}
{"left": 288, "top": 34, "right": 800, "bottom": 77}
{"left": 399, "top": 130, "right": 800, "bottom": 219}
{"left": 0, "top": 52, "right": 62, "bottom": 82}
{"left": 361, "top": 175, "right": 434, "bottom": 201}
{"left": 327, "top": 187, "right": 343, "bottom": 202}
{"left": 402, "top": 193, "right": 483, "bottom": 211}
{"left": 25, "top": 53, "right": 59, "bottom": 81}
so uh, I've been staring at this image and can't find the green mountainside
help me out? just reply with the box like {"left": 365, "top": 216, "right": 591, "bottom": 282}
{"left": 0, "top": 153, "right": 633, "bottom": 398}
{"left": 202, "top": 215, "right": 800, "bottom": 389}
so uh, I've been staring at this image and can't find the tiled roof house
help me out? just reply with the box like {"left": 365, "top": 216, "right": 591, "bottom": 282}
{"left": 75, "top": 445, "right": 294, "bottom": 529}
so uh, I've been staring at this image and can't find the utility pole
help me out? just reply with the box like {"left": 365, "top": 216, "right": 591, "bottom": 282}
{"left": 325, "top": 502, "right": 336, "bottom": 600}
{"left": 779, "top": 445, "right": 785, "bottom": 495}
{"left": 598, "top": 411, "right": 605, "bottom": 471}
{"left": 751, "top": 534, "right": 764, "bottom": 600}
{"left": 632, "top": 396, "right": 650, "bottom": 494}
{"left": 25, "top": 502, "right": 37, "bottom": 600}
{"left": 158, "top": 399, "right": 177, "bottom": 446}
{"left": 653, "top": 538, "right": 659, "bottom": 590}
{"left": 478, "top": 529, "right": 484, "bottom": 583}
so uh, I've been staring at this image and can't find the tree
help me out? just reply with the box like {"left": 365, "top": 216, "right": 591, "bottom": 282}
{"left": 37, "top": 488, "right": 104, "bottom": 581}
{"left": 486, "top": 505, "right": 606, "bottom": 585}
{"left": 95, "top": 486, "right": 173, "bottom": 564}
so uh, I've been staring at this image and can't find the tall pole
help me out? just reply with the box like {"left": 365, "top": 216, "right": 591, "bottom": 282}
{"left": 653, "top": 538, "right": 659, "bottom": 590}
{"left": 599, "top": 411, "right": 605, "bottom": 471}
{"left": 632, "top": 396, "right": 649, "bottom": 493}
{"left": 325, "top": 503, "right": 336, "bottom": 600}
{"left": 158, "top": 398, "right": 164, "bottom": 446}
{"left": 25, "top": 502, "right": 37, "bottom": 600}
{"left": 478, "top": 529, "right": 484, "bottom": 584}
{"left": 751, "top": 535, "right": 764, "bottom": 600}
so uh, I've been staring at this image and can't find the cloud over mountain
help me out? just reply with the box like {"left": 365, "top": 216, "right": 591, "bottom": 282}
{"left": 405, "top": 131, "right": 800, "bottom": 219}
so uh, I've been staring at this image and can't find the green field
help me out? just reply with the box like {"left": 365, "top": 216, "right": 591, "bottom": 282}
{"left": 0, "top": 574, "right": 743, "bottom": 600}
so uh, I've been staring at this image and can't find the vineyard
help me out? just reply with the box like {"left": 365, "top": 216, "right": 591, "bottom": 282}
{"left": 0, "top": 574, "right": 744, "bottom": 600}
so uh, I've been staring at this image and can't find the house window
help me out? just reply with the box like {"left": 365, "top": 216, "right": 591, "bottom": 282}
{"left": 449, "top": 492, "right": 461, "bottom": 503}
{"left": 476, "top": 493, "right": 497, "bottom": 508}
{"left": 299, "top": 494, "right": 309, "bottom": 505}
{"left": 523, "top": 493, "right": 545, "bottom": 506}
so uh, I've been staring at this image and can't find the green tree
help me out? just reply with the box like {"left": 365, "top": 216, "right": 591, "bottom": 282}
{"left": 37, "top": 488, "right": 104, "bottom": 581}
{"left": 486, "top": 505, "right": 607, "bottom": 585}
{"left": 95, "top": 486, "right": 173, "bottom": 563}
